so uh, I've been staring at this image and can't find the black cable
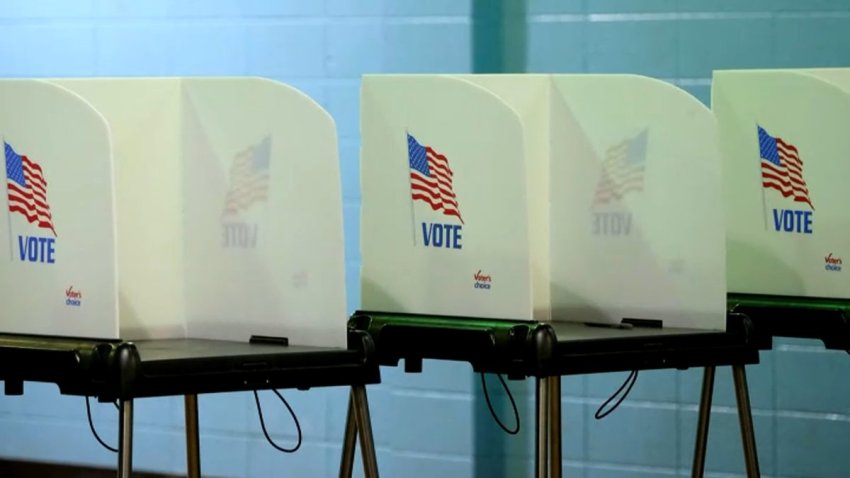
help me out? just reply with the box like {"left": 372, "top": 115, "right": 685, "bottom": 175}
{"left": 85, "top": 396, "right": 118, "bottom": 453}
{"left": 113, "top": 400, "right": 119, "bottom": 410}
{"left": 253, "top": 389, "right": 302, "bottom": 453}
{"left": 480, "top": 373, "right": 520, "bottom": 435}
{"left": 594, "top": 370, "right": 639, "bottom": 420}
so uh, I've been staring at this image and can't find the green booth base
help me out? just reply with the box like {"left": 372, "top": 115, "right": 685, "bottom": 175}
{"left": 349, "top": 310, "right": 757, "bottom": 377}
{"left": 347, "top": 311, "right": 552, "bottom": 379}
{"left": 728, "top": 293, "right": 850, "bottom": 350}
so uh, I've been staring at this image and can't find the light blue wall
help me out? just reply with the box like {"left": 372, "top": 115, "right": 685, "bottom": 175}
{"left": 0, "top": 1, "right": 849, "bottom": 477}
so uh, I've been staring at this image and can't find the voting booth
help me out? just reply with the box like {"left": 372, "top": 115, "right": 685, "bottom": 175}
{"left": 0, "top": 78, "right": 346, "bottom": 347}
{"left": 360, "top": 74, "right": 726, "bottom": 329}
{"left": 714, "top": 69, "right": 850, "bottom": 300}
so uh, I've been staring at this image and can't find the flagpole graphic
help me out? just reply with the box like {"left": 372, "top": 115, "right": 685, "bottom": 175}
{"left": 405, "top": 131, "right": 417, "bottom": 246}
{"left": 756, "top": 125, "right": 769, "bottom": 230}
{"left": 2, "top": 137, "right": 10, "bottom": 261}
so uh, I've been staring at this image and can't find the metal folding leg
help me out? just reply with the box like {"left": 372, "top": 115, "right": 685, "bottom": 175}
{"left": 352, "top": 385, "right": 379, "bottom": 478}
{"left": 117, "top": 399, "right": 133, "bottom": 478}
{"left": 535, "top": 377, "right": 550, "bottom": 478}
{"left": 692, "top": 366, "right": 716, "bottom": 478}
{"left": 732, "top": 365, "right": 760, "bottom": 478}
{"left": 547, "top": 376, "right": 562, "bottom": 478}
{"left": 185, "top": 394, "right": 201, "bottom": 478}
{"left": 339, "top": 389, "right": 359, "bottom": 478}
{"left": 339, "top": 385, "right": 379, "bottom": 478}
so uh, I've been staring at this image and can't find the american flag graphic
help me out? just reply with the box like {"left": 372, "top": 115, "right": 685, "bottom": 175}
{"left": 407, "top": 133, "right": 463, "bottom": 223}
{"left": 223, "top": 136, "right": 271, "bottom": 216}
{"left": 592, "top": 129, "right": 648, "bottom": 206}
{"left": 5, "top": 142, "right": 56, "bottom": 236}
{"left": 758, "top": 126, "right": 814, "bottom": 210}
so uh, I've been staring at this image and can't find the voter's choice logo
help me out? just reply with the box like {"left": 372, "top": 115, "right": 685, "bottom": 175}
{"left": 4, "top": 141, "right": 57, "bottom": 264}
{"left": 473, "top": 269, "right": 492, "bottom": 290}
{"left": 407, "top": 132, "right": 463, "bottom": 250}
{"left": 65, "top": 285, "right": 82, "bottom": 307}
{"left": 222, "top": 136, "right": 270, "bottom": 249}
{"left": 757, "top": 126, "right": 814, "bottom": 235}
{"left": 824, "top": 253, "right": 842, "bottom": 272}
{"left": 591, "top": 129, "right": 647, "bottom": 237}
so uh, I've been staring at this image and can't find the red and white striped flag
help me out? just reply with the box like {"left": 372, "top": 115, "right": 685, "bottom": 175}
{"left": 5, "top": 142, "right": 56, "bottom": 236}
{"left": 758, "top": 126, "right": 814, "bottom": 210}
{"left": 407, "top": 133, "right": 463, "bottom": 223}
{"left": 592, "top": 130, "right": 648, "bottom": 206}
{"left": 223, "top": 136, "right": 271, "bottom": 217}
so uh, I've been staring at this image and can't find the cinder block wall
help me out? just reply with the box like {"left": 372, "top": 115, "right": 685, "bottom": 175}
{"left": 0, "top": 1, "right": 848, "bottom": 476}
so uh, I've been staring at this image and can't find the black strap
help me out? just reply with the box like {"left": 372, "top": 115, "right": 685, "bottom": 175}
{"left": 85, "top": 396, "right": 118, "bottom": 453}
{"left": 253, "top": 389, "right": 302, "bottom": 453}
{"left": 480, "top": 373, "right": 520, "bottom": 435}
{"left": 594, "top": 370, "right": 639, "bottom": 420}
